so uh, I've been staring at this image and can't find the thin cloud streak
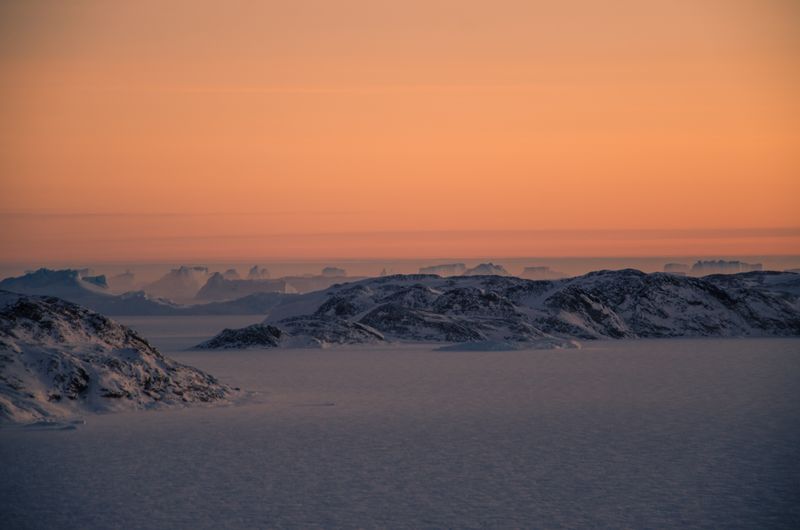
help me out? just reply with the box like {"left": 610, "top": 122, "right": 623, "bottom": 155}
{"left": 65, "top": 83, "right": 564, "bottom": 95}
{"left": 0, "top": 210, "right": 365, "bottom": 219}
{"left": 6, "top": 227, "right": 800, "bottom": 244}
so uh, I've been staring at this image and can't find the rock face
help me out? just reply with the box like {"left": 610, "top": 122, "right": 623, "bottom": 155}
{"left": 280, "top": 317, "right": 384, "bottom": 345}
{"left": 196, "top": 324, "right": 284, "bottom": 349}
{"left": 197, "top": 270, "right": 800, "bottom": 349}
{"left": 0, "top": 292, "right": 234, "bottom": 425}
{"left": 196, "top": 319, "right": 384, "bottom": 349}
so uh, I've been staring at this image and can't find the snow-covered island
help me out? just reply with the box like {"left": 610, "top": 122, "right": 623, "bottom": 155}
{"left": 196, "top": 269, "right": 800, "bottom": 349}
{"left": 0, "top": 291, "right": 236, "bottom": 425}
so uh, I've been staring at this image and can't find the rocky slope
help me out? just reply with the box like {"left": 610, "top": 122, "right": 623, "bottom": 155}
{"left": 197, "top": 270, "right": 800, "bottom": 349}
{"left": 0, "top": 291, "right": 235, "bottom": 425}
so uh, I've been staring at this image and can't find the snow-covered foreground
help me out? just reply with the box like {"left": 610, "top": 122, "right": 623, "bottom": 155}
{"left": 2, "top": 322, "right": 799, "bottom": 528}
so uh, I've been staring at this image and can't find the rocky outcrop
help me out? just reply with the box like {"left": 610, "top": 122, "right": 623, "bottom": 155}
{"left": 0, "top": 292, "right": 235, "bottom": 425}
{"left": 198, "top": 270, "right": 800, "bottom": 349}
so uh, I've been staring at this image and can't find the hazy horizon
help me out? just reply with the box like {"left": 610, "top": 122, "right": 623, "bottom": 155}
{"left": 2, "top": 221, "right": 799, "bottom": 263}
{"left": 2, "top": 254, "right": 799, "bottom": 286}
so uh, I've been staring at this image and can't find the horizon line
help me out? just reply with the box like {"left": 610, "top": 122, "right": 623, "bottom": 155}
{"left": 2, "top": 254, "right": 799, "bottom": 267}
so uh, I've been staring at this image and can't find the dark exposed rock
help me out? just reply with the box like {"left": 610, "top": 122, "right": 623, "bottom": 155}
{"left": 196, "top": 324, "right": 283, "bottom": 349}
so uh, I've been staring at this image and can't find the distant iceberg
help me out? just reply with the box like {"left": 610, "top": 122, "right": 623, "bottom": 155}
{"left": 419, "top": 263, "right": 466, "bottom": 276}
{"left": 462, "top": 263, "right": 509, "bottom": 276}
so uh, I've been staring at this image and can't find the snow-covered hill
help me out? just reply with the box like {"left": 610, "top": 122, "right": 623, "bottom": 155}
{"left": 0, "top": 291, "right": 235, "bottom": 425}
{"left": 198, "top": 270, "right": 800, "bottom": 349}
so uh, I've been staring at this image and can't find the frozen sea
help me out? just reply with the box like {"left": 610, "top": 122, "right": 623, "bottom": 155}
{"left": 1, "top": 316, "right": 799, "bottom": 529}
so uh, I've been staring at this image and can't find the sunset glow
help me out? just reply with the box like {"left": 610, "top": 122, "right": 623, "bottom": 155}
{"left": 1, "top": 0, "right": 798, "bottom": 261}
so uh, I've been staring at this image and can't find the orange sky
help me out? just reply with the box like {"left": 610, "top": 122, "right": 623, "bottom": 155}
{"left": 1, "top": 0, "right": 798, "bottom": 261}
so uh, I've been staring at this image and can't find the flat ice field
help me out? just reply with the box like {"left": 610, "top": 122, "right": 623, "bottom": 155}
{"left": 2, "top": 317, "right": 799, "bottom": 529}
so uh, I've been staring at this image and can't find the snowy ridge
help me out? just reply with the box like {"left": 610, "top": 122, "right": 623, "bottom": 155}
{"left": 0, "top": 291, "right": 235, "bottom": 425}
{"left": 197, "top": 270, "right": 800, "bottom": 349}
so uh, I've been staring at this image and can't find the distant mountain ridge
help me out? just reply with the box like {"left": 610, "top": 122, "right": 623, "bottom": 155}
{"left": 0, "top": 268, "right": 289, "bottom": 316}
{"left": 197, "top": 270, "right": 800, "bottom": 349}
